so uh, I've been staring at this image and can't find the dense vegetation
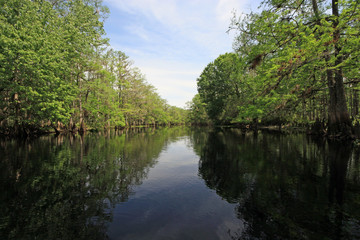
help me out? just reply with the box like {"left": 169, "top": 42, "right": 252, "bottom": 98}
{"left": 189, "top": 0, "right": 360, "bottom": 138}
{"left": 0, "top": 0, "right": 186, "bottom": 136}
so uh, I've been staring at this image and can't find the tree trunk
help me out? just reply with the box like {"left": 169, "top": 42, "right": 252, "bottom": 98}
{"left": 327, "top": 0, "right": 352, "bottom": 138}
{"left": 310, "top": 0, "right": 352, "bottom": 138}
{"left": 352, "top": 88, "right": 359, "bottom": 119}
{"left": 327, "top": 69, "right": 352, "bottom": 137}
{"left": 78, "top": 73, "right": 85, "bottom": 133}
{"left": 13, "top": 92, "right": 20, "bottom": 135}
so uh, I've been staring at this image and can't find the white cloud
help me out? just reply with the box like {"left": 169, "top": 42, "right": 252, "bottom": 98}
{"left": 134, "top": 58, "right": 201, "bottom": 107}
{"left": 216, "top": 0, "right": 239, "bottom": 24}
{"left": 103, "top": 0, "right": 261, "bottom": 107}
{"left": 105, "top": 0, "right": 182, "bottom": 27}
{"left": 125, "top": 24, "right": 150, "bottom": 41}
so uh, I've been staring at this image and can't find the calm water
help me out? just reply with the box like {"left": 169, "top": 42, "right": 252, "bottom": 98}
{"left": 1, "top": 127, "right": 360, "bottom": 240}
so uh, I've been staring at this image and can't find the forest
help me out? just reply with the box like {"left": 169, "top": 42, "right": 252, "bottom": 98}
{"left": 187, "top": 0, "right": 360, "bottom": 139}
{"left": 0, "top": 0, "right": 187, "bottom": 136}
{"left": 2, "top": 0, "right": 360, "bottom": 139}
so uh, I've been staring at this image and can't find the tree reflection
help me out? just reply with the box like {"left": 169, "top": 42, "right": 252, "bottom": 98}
{"left": 194, "top": 128, "right": 360, "bottom": 240}
{"left": 0, "top": 127, "right": 188, "bottom": 240}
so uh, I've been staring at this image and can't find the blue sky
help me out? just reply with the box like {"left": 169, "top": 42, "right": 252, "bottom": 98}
{"left": 103, "top": 0, "right": 262, "bottom": 108}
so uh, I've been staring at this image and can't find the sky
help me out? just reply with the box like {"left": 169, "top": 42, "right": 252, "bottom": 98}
{"left": 103, "top": 0, "right": 262, "bottom": 108}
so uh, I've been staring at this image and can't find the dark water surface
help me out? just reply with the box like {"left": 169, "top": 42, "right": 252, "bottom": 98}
{"left": 1, "top": 127, "right": 360, "bottom": 240}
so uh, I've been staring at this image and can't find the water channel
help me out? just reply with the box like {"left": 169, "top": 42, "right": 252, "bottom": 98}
{"left": 1, "top": 127, "right": 360, "bottom": 239}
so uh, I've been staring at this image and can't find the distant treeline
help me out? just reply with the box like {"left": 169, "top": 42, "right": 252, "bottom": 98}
{"left": 0, "top": 0, "right": 187, "bottom": 136}
{"left": 187, "top": 0, "right": 360, "bottom": 138}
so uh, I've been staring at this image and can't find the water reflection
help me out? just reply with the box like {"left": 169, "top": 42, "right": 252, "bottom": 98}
{"left": 2, "top": 127, "right": 360, "bottom": 240}
{"left": 0, "top": 127, "right": 188, "bottom": 240}
{"left": 194, "top": 128, "right": 360, "bottom": 240}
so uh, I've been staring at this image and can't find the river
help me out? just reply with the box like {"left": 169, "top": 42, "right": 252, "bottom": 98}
{"left": 1, "top": 127, "right": 360, "bottom": 239}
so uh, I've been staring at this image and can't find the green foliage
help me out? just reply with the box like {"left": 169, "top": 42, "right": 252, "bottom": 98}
{"left": 231, "top": 0, "right": 359, "bottom": 131}
{"left": 0, "top": 0, "right": 186, "bottom": 135}
{"left": 197, "top": 53, "right": 245, "bottom": 124}
{"left": 192, "top": 0, "right": 360, "bottom": 133}
{"left": 0, "top": 0, "right": 76, "bottom": 130}
{"left": 186, "top": 94, "right": 210, "bottom": 125}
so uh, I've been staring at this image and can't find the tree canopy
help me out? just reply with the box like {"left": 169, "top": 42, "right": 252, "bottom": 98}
{"left": 0, "top": 0, "right": 187, "bottom": 136}
{"left": 189, "top": 0, "right": 360, "bottom": 138}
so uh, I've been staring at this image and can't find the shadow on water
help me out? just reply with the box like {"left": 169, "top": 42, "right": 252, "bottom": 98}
{"left": 193, "top": 128, "right": 360, "bottom": 240}
{"left": 0, "top": 127, "right": 188, "bottom": 240}
{"left": 1, "top": 127, "right": 360, "bottom": 240}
